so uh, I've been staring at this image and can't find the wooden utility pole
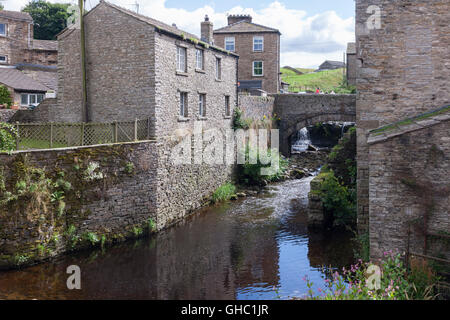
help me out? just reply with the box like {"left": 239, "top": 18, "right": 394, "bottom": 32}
{"left": 79, "top": 0, "right": 89, "bottom": 122}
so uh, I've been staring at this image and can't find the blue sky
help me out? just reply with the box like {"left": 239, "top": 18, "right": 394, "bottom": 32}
{"left": 6, "top": 0, "right": 356, "bottom": 68}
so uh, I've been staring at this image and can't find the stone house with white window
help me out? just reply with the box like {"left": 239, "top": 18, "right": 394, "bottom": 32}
{"left": 213, "top": 14, "right": 281, "bottom": 94}
{"left": 55, "top": 1, "right": 239, "bottom": 228}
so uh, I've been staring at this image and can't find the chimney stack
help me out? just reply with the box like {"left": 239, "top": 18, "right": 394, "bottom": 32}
{"left": 227, "top": 14, "right": 252, "bottom": 26}
{"left": 201, "top": 15, "right": 214, "bottom": 45}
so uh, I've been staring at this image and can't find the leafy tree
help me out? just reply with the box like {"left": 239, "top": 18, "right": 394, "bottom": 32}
{"left": 0, "top": 4, "right": 4, "bottom": 10}
{"left": 0, "top": 85, "right": 13, "bottom": 107}
{"left": 22, "top": 0, "right": 72, "bottom": 40}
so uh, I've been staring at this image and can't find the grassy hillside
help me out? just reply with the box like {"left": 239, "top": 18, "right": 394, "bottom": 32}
{"left": 281, "top": 67, "right": 354, "bottom": 93}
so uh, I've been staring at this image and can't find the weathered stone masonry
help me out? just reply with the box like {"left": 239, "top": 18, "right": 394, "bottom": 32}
{"left": 356, "top": 0, "right": 450, "bottom": 258}
{"left": 0, "top": 141, "right": 158, "bottom": 269}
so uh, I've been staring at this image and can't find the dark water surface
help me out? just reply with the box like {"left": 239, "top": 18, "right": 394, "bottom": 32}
{"left": 0, "top": 176, "right": 355, "bottom": 300}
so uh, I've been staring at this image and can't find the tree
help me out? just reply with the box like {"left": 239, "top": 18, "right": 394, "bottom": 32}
{"left": 22, "top": 0, "right": 72, "bottom": 40}
{"left": 0, "top": 85, "right": 13, "bottom": 107}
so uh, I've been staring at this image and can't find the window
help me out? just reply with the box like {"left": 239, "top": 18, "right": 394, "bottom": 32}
{"left": 253, "top": 61, "right": 264, "bottom": 76}
{"left": 195, "top": 49, "right": 204, "bottom": 70}
{"left": 215, "top": 57, "right": 221, "bottom": 80}
{"left": 20, "top": 93, "right": 45, "bottom": 107}
{"left": 224, "top": 96, "right": 231, "bottom": 117}
{"left": 198, "top": 94, "right": 206, "bottom": 117}
{"left": 225, "top": 37, "right": 235, "bottom": 52}
{"left": 179, "top": 92, "right": 188, "bottom": 117}
{"left": 0, "top": 24, "right": 6, "bottom": 36}
{"left": 0, "top": 55, "right": 6, "bottom": 64}
{"left": 176, "top": 46, "right": 187, "bottom": 72}
{"left": 253, "top": 36, "right": 263, "bottom": 52}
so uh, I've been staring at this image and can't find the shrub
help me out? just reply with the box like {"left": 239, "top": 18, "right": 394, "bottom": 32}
{"left": 232, "top": 108, "right": 252, "bottom": 130}
{"left": 315, "top": 168, "right": 356, "bottom": 227}
{"left": 0, "top": 122, "right": 17, "bottom": 152}
{"left": 238, "top": 147, "right": 288, "bottom": 185}
{"left": 0, "top": 85, "right": 13, "bottom": 107}
{"left": 211, "top": 183, "right": 236, "bottom": 203}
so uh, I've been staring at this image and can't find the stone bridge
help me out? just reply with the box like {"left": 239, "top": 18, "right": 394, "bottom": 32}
{"left": 272, "top": 94, "right": 356, "bottom": 156}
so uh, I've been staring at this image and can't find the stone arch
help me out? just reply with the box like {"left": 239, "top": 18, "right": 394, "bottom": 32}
{"left": 280, "top": 113, "right": 356, "bottom": 156}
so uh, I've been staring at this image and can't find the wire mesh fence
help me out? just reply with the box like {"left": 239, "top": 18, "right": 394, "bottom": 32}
{"left": 14, "top": 118, "right": 154, "bottom": 150}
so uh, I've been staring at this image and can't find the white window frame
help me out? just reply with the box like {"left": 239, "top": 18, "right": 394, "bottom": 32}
{"left": 0, "top": 55, "right": 7, "bottom": 64}
{"left": 20, "top": 93, "right": 45, "bottom": 107}
{"left": 224, "top": 96, "right": 231, "bottom": 117}
{"left": 215, "top": 57, "right": 222, "bottom": 80}
{"left": 176, "top": 46, "right": 187, "bottom": 72}
{"left": 253, "top": 36, "right": 264, "bottom": 52}
{"left": 225, "top": 37, "right": 235, "bottom": 52}
{"left": 0, "top": 24, "right": 6, "bottom": 36}
{"left": 195, "top": 49, "right": 204, "bottom": 70}
{"left": 179, "top": 92, "right": 188, "bottom": 117}
{"left": 253, "top": 61, "right": 264, "bottom": 77}
{"left": 198, "top": 94, "right": 206, "bottom": 116}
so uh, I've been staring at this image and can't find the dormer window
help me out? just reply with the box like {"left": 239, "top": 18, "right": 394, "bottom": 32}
{"left": 0, "top": 24, "right": 6, "bottom": 36}
{"left": 253, "top": 36, "right": 263, "bottom": 52}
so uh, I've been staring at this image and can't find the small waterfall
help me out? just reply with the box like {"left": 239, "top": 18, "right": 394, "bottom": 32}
{"left": 291, "top": 127, "right": 311, "bottom": 153}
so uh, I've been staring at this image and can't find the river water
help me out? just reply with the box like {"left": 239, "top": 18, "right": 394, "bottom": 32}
{"left": 0, "top": 175, "right": 355, "bottom": 300}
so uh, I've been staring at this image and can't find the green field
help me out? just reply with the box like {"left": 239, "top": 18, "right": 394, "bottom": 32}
{"left": 281, "top": 67, "right": 354, "bottom": 93}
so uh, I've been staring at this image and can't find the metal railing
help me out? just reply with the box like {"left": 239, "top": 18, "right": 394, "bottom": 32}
{"left": 14, "top": 118, "right": 154, "bottom": 150}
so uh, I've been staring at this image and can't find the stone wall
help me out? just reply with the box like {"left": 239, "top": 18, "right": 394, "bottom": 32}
{"left": 0, "top": 109, "right": 17, "bottom": 122}
{"left": 0, "top": 15, "right": 30, "bottom": 66}
{"left": 8, "top": 98, "right": 56, "bottom": 123}
{"left": 355, "top": 0, "right": 450, "bottom": 235}
{"left": 367, "top": 110, "right": 450, "bottom": 260}
{"left": 0, "top": 141, "right": 158, "bottom": 269}
{"left": 238, "top": 94, "right": 274, "bottom": 120}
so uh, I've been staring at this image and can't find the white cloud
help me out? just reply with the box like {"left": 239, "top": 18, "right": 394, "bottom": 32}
{"left": 3, "top": 0, "right": 354, "bottom": 68}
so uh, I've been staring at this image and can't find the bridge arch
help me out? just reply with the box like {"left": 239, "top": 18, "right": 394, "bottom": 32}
{"left": 273, "top": 94, "right": 356, "bottom": 156}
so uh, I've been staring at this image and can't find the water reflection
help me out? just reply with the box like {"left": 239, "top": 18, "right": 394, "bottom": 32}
{"left": 0, "top": 177, "right": 355, "bottom": 300}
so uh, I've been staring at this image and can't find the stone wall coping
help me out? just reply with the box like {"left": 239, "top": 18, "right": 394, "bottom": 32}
{"left": 0, "top": 139, "right": 156, "bottom": 155}
{"left": 272, "top": 93, "right": 356, "bottom": 98}
{"left": 368, "top": 106, "right": 450, "bottom": 145}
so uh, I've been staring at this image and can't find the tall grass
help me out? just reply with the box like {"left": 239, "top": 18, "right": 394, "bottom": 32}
{"left": 211, "top": 183, "right": 236, "bottom": 203}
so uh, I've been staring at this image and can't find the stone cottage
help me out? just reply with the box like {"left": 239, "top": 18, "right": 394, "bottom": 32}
{"left": 0, "top": 10, "right": 57, "bottom": 66}
{"left": 213, "top": 14, "right": 281, "bottom": 94}
{"left": 356, "top": 0, "right": 450, "bottom": 260}
{"left": 55, "top": 1, "right": 239, "bottom": 229}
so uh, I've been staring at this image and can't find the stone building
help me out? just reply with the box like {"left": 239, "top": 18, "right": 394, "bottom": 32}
{"left": 0, "top": 10, "right": 57, "bottom": 66}
{"left": 213, "top": 14, "right": 281, "bottom": 94}
{"left": 346, "top": 42, "right": 356, "bottom": 86}
{"left": 317, "top": 60, "right": 345, "bottom": 71}
{"left": 56, "top": 1, "right": 239, "bottom": 229}
{"left": 355, "top": 0, "right": 450, "bottom": 259}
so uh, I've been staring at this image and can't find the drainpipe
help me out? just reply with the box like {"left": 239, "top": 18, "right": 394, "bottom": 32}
{"left": 79, "top": 0, "right": 89, "bottom": 122}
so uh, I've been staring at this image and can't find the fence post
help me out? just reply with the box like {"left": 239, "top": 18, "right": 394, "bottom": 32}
{"left": 15, "top": 122, "right": 19, "bottom": 150}
{"left": 134, "top": 118, "right": 138, "bottom": 141}
{"left": 50, "top": 123, "right": 53, "bottom": 148}
{"left": 81, "top": 123, "right": 85, "bottom": 146}
{"left": 114, "top": 121, "right": 118, "bottom": 143}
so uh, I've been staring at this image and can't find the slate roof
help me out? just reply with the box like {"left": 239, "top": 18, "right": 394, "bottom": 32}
{"left": 319, "top": 60, "right": 346, "bottom": 69}
{"left": 0, "top": 10, "right": 33, "bottom": 22}
{"left": 32, "top": 39, "right": 58, "bottom": 51}
{"left": 214, "top": 21, "right": 280, "bottom": 34}
{"left": 0, "top": 67, "right": 50, "bottom": 92}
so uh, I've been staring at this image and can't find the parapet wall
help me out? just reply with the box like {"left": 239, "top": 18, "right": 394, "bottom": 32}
{"left": 238, "top": 94, "right": 275, "bottom": 120}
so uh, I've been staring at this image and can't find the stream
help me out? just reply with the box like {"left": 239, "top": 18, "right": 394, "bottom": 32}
{"left": 0, "top": 175, "right": 356, "bottom": 300}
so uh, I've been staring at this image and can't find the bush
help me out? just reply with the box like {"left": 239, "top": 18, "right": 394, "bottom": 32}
{"left": 315, "top": 168, "right": 356, "bottom": 227}
{"left": 238, "top": 147, "right": 288, "bottom": 185}
{"left": 0, "top": 122, "right": 17, "bottom": 152}
{"left": 211, "top": 183, "right": 236, "bottom": 203}
{"left": 232, "top": 108, "right": 252, "bottom": 130}
{"left": 0, "top": 85, "right": 13, "bottom": 107}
